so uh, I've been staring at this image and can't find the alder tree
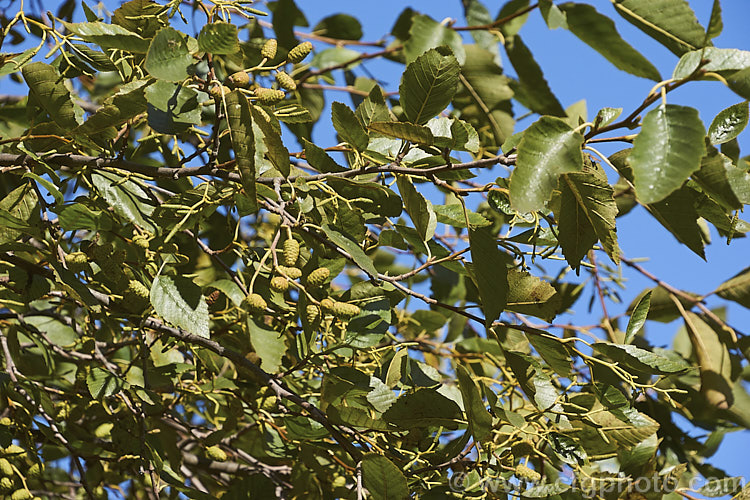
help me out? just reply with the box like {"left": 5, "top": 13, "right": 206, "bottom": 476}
{"left": 0, "top": 0, "right": 749, "bottom": 498}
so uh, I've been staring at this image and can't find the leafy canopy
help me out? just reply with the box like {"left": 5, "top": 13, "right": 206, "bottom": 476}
{"left": 0, "top": 0, "right": 749, "bottom": 498}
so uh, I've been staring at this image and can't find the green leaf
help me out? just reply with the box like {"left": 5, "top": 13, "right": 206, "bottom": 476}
{"left": 366, "top": 377, "right": 397, "bottom": 412}
{"left": 226, "top": 91, "right": 257, "bottom": 213}
{"left": 618, "top": 432, "right": 658, "bottom": 473}
{"left": 361, "top": 454, "right": 409, "bottom": 500}
{"left": 625, "top": 290, "right": 651, "bottom": 344}
{"left": 573, "top": 408, "right": 659, "bottom": 454}
{"left": 302, "top": 139, "right": 345, "bottom": 173}
{"left": 321, "top": 223, "right": 378, "bottom": 279}
{"left": 463, "top": 0, "right": 502, "bottom": 64}
{"left": 510, "top": 116, "right": 584, "bottom": 213}
{"left": 505, "top": 34, "right": 566, "bottom": 116}
{"left": 497, "top": 0, "right": 532, "bottom": 37}
{"left": 270, "top": 0, "right": 306, "bottom": 50}
{"left": 595, "top": 107, "right": 623, "bottom": 128}
{"left": 469, "top": 226, "right": 510, "bottom": 327}
{"left": 708, "top": 101, "right": 748, "bottom": 145}
{"left": 400, "top": 47, "right": 460, "bottom": 126}
{"left": 449, "top": 119, "right": 480, "bottom": 153}
{"left": 454, "top": 45, "right": 514, "bottom": 147}
{"left": 522, "top": 483, "right": 572, "bottom": 498}
{"left": 699, "top": 478, "right": 743, "bottom": 498}
{"left": 693, "top": 147, "right": 744, "bottom": 210}
{"left": 456, "top": 364, "right": 492, "bottom": 442}
{"left": 247, "top": 318, "right": 287, "bottom": 373}
{"left": 629, "top": 104, "right": 706, "bottom": 204}
{"left": 506, "top": 270, "right": 562, "bottom": 322}
{"left": 208, "top": 279, "right": 245, "bottom": 307}
{"left": 58, "top": 203, "right": 112, "bottom": 231}
{"left": 404, "top": 14, "right": 466, "bottom": 65}
{"left": 526, "top": 333, "right": 573, "bottom": 377}
{"left": 145, "top": 27, "right": 193, "bottom": 82}
{"left": 91, "top": 171, "right": 155, "bottom": 232}
{"left": 646, "top": 186, "right": 706, "bottom": 258}
{"left": 87, "top": 367, "right": 122, "bottom": 399}
{"left": 327, "top": 178, "right": 402, "bottom": 217}
{"left": 23, "top": 172, "right": 63, "bottom": 206}
{"left": 612, "top": 0, "right": 708, "bottom": 56}
{"left": 71, "top": 105, "right": 123, "bottom": 148}
{"left": 425, "top": 117, "right": 480, "bottom": 153}
{"left": 145, "top": 80, "right": 201, "bottom": 134}
{"left": 112, "top": 0, "right": 166, "bottom": 39}
{"left": 715, "top": 266, "right": 750, "bottom": 308}
{"left": 556, "top": 171, "right": 620, "bottom": 269}
{"left": 383, "top": 389, "right": 463, "bottom": 428}
{"left": 23, "top": 316, "right": 76, "bottom": 347}
{"left": 432, "top": 204, "right": 490, "bottom": 228}
{"left": 593, "top": 342, "right": 691, "bottom": 374}
{"left": 0, "top": 184, "right": 38, "bottom": 245}
{"left": 22, "top": 62, "right": 81, "bottom": 130}
{"left": 727, "top": 66, "right": 750, "bottom": 101}
{"left": 251, "top": 105, "right": 290, "bottom": 177}
{"left": 310, "top": 47, "right": 361, "bottom": 71}
{"left": 331, "top": 101, "right": 369, "bottom": 152}
{"left": 150, "top": 276, "right": 210, "bottom": 339}
{"left": 368, "top": 121, "right": 433, "bottom": 145}
{"left": 197, "top": 22, "right": 239, "bottom": 54}
{"left": 539, "top": 0, "right": 568, "bottom": 29}
{"left": 396, "top": 175, "right": 437, "bottom": 242}
{"left": 313, "top": 13, "right": 362, "bottom": 40}
{"left": 564, "top": 99, "right": 588, "bottom": 128}
{"left": 627, "top": 286, "right": 697, "bottom": 323}
{"left": 673, "top": 48, "right": 750, "bottom": 79}
{"left": 553, "top": 187, "right": 593, "bottom": 270}
{"left": 0, "top": 47, "right": 36, "bottom": 78}
{"left": 683, "top": 311, "right": 734, "bottom": 409}
{"left": 62, "top": 21, "right": 150, "bottom": 52}
{"left": 355, "top": 86, "right": 391, "bottom": 127}
{"left": 559, "top": 3, "right": 661, "bottom": 81}
{"left": 706, "top": 0, "right": 723, "bottom": 41}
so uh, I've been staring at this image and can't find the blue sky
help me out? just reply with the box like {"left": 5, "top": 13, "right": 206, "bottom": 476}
{"left": 1, "top": 0, "right": 748, "bottom": 484}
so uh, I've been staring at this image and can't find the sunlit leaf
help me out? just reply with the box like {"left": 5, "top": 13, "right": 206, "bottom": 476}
{"left": 629, "top": 104, "right": 706, "bottom": 204}
{"left": 510, "top": 116, "right": 584, "bottom": 213}
{"left": 197, "top": 22, "right": 239, "bottom": 54}
{"left": 708, "top": 101, "right": 749, "bottom": 145}
{"left": 456, "top": 364, "right": 492, "bottom": 442}
{"left": 150, "top": 276, "right": 210, "bottom": 339}
{"left": 145, "top": 27, "right": 193, "bottom": 81}
{"left": 593, "top": 342, "right": 691, "bottom": 374}
{"left": 331, "top": 101, "right": 369, "bottom": 151}
{"left": 559, "top": 3, "right": 661, "bottom": 81}
{"left": 226, "top": 91, "right": 257, "bottom": 213}
{"left": 404, "top": 14, "right": 466, "bottom": 65}
{"left": 400, "top": 47, "right": 460, "bottom": 125}
{"left": 624, "top": 290, "right": 651, "bottom": 344}
{"left": 612, "top": 0, "right": 707, "bottom": 56}
{"left": 63, "top": 20, "right": 149, "bottom": 52}
{"left": 22, "top": 62, "right": 81, "bottom": 130}
{"left": 396, "top": 175, "right": 437, "bottom": 241}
